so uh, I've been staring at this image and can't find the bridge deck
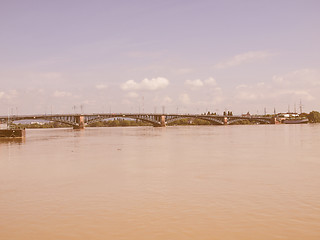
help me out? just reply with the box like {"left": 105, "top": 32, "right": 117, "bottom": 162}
{"left": 0, "top": 113, "right": 274, "bottom": 128}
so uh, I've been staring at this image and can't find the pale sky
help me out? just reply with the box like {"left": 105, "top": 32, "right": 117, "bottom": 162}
{"left": 1, "top": 0, "right": 320, "bottom": 115}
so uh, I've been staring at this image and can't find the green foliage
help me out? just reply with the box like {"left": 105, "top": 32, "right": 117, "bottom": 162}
{"left": 13, "top": 122, "right": 70, "bottom": 129}
{"left": 229, "top": 119, "right": 252, "bottom": 125}
{"left": 88, "top": 119, "right": 152, "bottom": 127}
{"left": 307, "top": 111, "right": 320, "bottom": 123}
{"left": 299, "top": 112, "right": 308, "bottom": 118}
{"left": 168, "top": 118, "right": 219, "bottom": 126}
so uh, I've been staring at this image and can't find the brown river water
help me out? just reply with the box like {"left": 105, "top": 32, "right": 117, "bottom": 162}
{"left": 1, "top": 125, "right": 320, "bottom": 240}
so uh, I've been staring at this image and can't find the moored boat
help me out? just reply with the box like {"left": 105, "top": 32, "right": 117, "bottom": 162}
{"left": 282, "top": 118, "right": 309, "bottom": 124}
{"left": 0, "top": 129, "right": 26, "bottom": 138}
{"left": 276, "top": 112, "right": 309, "bottom": 124}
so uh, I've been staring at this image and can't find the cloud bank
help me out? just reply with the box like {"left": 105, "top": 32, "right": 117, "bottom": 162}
{"left": 214, "top": 51, "right": 273, "bottom": 69}
{"left": 185, "top": 77, "right": 217, "bottom": 88}
{"left": 0, "top": 90, "right": 18, "bottom": 100}
{"left": 235, "top": 69, "right": 319, "bottom": 104}
{"left": 121, "top": 77, "right": 169, "bottom": 91}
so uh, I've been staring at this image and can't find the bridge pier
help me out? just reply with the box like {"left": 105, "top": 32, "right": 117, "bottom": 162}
{"left": 160, "top": 115, "right": 166, "bottom": 127}
{"left": 271, "top": 117, "right": 279, "bottom": 124}
{"left": 73, "top": 115, "right": 85, "bottom": 129}
{"left": 224, "top": 117, "right": 228, "bottom": 125}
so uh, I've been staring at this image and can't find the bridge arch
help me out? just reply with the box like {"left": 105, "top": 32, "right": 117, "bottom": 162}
{"left": 45, "top": 117, "right": 80, "bottom": 127}
{"left": 9, "top": 116, "right": 81, "bottom": 128}
{"left": 166, "top": 116, "right": 224, "bottom": 125}
{"left": 228, "top": 118, "right": 271, "bottom": 125}
{"left": 85, "top": 115, "right": 161, "bottom": 127}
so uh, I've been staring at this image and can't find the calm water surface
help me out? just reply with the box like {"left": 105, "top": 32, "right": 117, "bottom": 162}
{"left": 1, "top": 125, "right": 320, "bottom": 240}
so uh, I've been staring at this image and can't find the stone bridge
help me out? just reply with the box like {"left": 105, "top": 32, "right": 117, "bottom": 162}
{"left": 0, "top": 113, "right": 275, "bottom": 129}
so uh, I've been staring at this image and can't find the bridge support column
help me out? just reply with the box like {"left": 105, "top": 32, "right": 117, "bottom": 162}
{"left": 271, "top": 117, "right": 279, "bottom": 124}
{"left": 160, "top": 115, "right": 166, "bottom": 127}
{"left": 224, "top": 117, "right": 228, "bottom": 125}
{"left": 73, "top": 115, "right": 85, "bottom": 129}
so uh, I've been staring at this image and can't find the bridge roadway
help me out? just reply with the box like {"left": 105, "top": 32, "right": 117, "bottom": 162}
{"left": 0, "top": 113, "right": 275, "bottom": 129}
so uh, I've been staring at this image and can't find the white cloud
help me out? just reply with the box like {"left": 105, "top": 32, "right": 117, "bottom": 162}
{"left": 214, "top": 51, "right": 273, "bottom": 69}
{"left": 0, "top": 90, "right": 18, "bottom": 100}
{"left": 272, "top": 69, "right": 320, "bottom": 87}
{"left": 185, "top": 79, "right": 204, "bottom": 87}
{"left": 53, "top": 91, "right": 72, "bottom": 97}
{"left": 204, "top": 77, "right": 217, "bottom": 86}
{"left": 185, "top": 77, "right": 217, "bottom": 88}
{"left": 121, "top": 77, "right": 169, "bottom": 91}
{"left": 181, "top": 77, "right": 223, "bottom": 110}
{"left": 274, "top": 90, "right": 315, "bottom": 101}
{"left": 234, "top": 69, "right": 320, "bottom": 104}
{"left": 95, "top": 84, "right": 108, "bottom": 90}
{"left": 179, "top": 93, "right": 191, "bottom": 104}
{"left": 121, "top": 80, "right": 138, "bottom": 90}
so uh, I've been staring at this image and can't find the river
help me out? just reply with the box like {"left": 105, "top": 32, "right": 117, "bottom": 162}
{"left": 1, "top": 125, "right": 320, "bottom": 240}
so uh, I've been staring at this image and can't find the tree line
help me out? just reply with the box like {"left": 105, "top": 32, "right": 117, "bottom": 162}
{"left": 301, "top": 111, "right": 320, "bottom": 123}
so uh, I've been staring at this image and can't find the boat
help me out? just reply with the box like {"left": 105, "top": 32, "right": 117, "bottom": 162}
{"left": 282, "top": 118, "right": 309, "bottom": 124}
{"left": 0, "top": 123, "right": 25, "bottom": 138}
{"left": 0, "top": 129, "right": 25, "bottom": 138}
{"left": 276, "top": 112, "right": 309, "bottom": 124}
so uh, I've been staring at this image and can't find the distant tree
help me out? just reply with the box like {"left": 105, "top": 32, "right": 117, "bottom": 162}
{"left": 307, "top": 111, "right": 320, "bottom": 123}
{"left": 227, "top": 111, "right": 233, "bottom": 116}
{"left": 53, "top": 122, "right": 60, "bottom": 128}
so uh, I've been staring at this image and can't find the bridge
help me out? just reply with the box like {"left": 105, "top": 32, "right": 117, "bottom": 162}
{"left": 0, "top": 113, "right": 275, "bottom": 129}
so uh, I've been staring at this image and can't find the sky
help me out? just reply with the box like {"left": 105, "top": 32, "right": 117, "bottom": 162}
{"left": 1, "top": 0, "right": 320, "bottom": 115}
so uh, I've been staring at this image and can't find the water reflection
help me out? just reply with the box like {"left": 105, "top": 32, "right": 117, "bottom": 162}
{"left": 0, "top": 137, "right": 25, "bottom": 145}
